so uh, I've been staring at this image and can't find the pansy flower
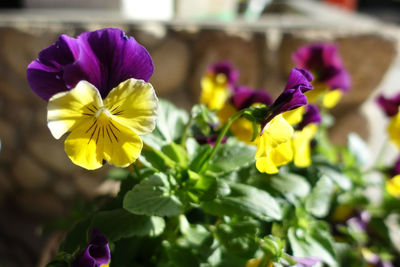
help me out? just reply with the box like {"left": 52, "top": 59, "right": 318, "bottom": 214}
{"left": 291, "top": 256, "right": 321, "bottom": 267}
{"left": 292, "top": 43, "right": 351, "bottom": 108}
{"left": 292, "top": 105, "right": 321, "bottom": 167}
{"left": 27, "top": 28, "right": 158, "bottom": 170}
{"left": 73, "top": 228, "right": 110, "bottom": 267}
{"left": 200, "top": 61, "right": 239, "bottom": 110}
{"left": 376, "top": 93, "right": 400, "bottom": 150}
{"left": 255, "top": 68, "right": 313, "bottom": 174}
{"left": 218, "top": 85, "right": 272, "bottom": 144}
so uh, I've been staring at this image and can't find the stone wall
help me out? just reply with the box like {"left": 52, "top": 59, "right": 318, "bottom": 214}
{"left": 0, "top": 2, "right": 399, "bottom": 265}
{"left": 0, "top": 22, "right": 397, "bottom": 217}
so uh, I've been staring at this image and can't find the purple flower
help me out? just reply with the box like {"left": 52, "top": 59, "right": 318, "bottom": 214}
{"left": 231, "top": 85, "right": 272, "bottom": 110}
{"left": 195, "top": 134, "right": 227, "bottom": 146}
{"left": 207, "top": 60, "right": 239, "bottom": 88}
{"left": 266, "top": 68, "right": 313, "bottom": 124}
{"left": 292, "top": 43, "right": 351, "bottom": 92}
{"left": 363, "top": 250, "right": 394, "bottom": 267}
{"left": 27, "top": 28, "right": 154, "bottom": 101}
{"left": 73, "top": 228, "right": 110, "bottom": 267}
{"left": 391, "top": 156, "right": 400, "bottom": 176}
{"left": 297, "top": 105, "right": 321, "bottom": 130}
{"left": 347, "top": 210, "right": 371, "bottom": 232}
{"left": 291, "top": 256, "right": 321, "bottom": 267}
{"left": 376, "top": 93, "right": 400, "bottom": 117}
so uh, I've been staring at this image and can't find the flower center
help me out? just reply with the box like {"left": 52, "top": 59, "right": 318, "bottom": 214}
{"left": 95, "top": 107, "right": 112, "bottom": 123}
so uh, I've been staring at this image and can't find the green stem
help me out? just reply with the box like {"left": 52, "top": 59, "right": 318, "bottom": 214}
{"left": 200, "top": 109, "right": 248, "bottom": 172}
{"left": 133, "top": 162, "right": 141, "bottom": 179}
{"left": 180, "top": 114, "right": 193, "bottom": 147}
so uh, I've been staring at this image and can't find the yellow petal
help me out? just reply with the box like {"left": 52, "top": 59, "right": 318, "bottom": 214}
{"left": 103, "top": 78, "right": 158, "bottom": 136}
{"left": 47, "top": 81, "right": 103, "bottom": 139}
{"left": 388, "top": 111, "right": 400, "bottom": 150}
{"left": 64, "top": 114, "right": 143, "bottom": 170}
{"left": 282, "top": 106, "right": 305, "bottom": 126}
{"left": 255, "top": 115, "right": 294, "bottom": 174}
{"left": 102, "top": 120, "right": 143, "bottom": 168}
{"left": 64, "top": 118, "right": 104, "bottom": 170}
{"left": 305, "top": 83, "right": 328, "bottom": 104}
{"left": 218, "top": 102, "right": 237, "bottom": 124}
{"left": 386, "top": 175, "right": 400, "bottom": 198}
{"left": 323, "top": 89, "right": 343, "bottom": 108}
{"left": 293, "top": 123, "right": 318, "bottom": 167}
{"left": 200, "top": 74, "right": 230, "bottom": 110}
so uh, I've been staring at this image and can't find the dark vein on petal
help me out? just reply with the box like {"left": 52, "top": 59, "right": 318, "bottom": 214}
{"left": 113, "top": 110, "right": 124, "bottom": 116}
{"left": 106, "top": 126, "right": 113, "bottom": 143}
{"left": 82, "top": 113, "right": 92, "bottom": 116}
{"left": 85, "top": 119, "right": 97, "bottom": 133}
{"left": 87, "top": 106, "right": 95, "bottom": 113}
{"left": 95, "top": 126, "right": 101, "bottom": 144}
{"left": 110, "top": 105, "right": 119, "bottom": 113}
{"left": 109, "top": 121, "right": 121, "bottom": 132}
{"left": 88, "top": 124, "right": 98, "bottom": 144}
{"left": 108, "top": 124, "right": 118, "bottom": 143}
{"left": 91, "top": 104, "right": 98, "bottom": 111}
{"left": 102, "top": 126, "right": 104, "bottom": 138}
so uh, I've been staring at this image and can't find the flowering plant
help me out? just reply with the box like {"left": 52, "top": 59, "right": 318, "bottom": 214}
{"left": 26, "top": 28, "right": 400, "bottom": 267}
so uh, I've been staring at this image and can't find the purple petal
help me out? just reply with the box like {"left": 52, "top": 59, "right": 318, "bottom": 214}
{"left": 392, "top": 156, "right": 400, "bottom": 176}
{"left": 297, "top": 105, "right": 321, "bottom": 130}
{"left": 292, "top": 43, "right": 351, "bottom": 92}
{"left": 73, "top": 228, "right": 110, "bottom": 267}
{"left": 27, "top": 34, "right": 80, "bottom": 100}
{"left": 232, "top": 86, "right": 272, "bottom": 110}
{"left": 195, "top": 134, "right": 227, "bottom": 146}
{"left": 265, "top": 88, "right": 308, "bottom": 125}
{"left": 65, "top": 28, "right": 154, "bottom": 98}
{"left": 323, "top": 68, "right": 351, "bottom": 92}
{"left": 376, "top": 93, "right": 400, "bottom": 117}
{"left": 27, "top": 28, "right": 154, "bottom": 100}
{"left": 292, "top": 256, "right": 321, "bottom": 267}
{"left": 284, "top": 68, "right": 314, "bottom": 92}
{"left": 207, "top": 60, "right": 239, "bottom": 87}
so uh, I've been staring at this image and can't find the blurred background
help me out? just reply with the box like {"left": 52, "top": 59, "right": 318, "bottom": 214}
{"left": 1, "top": 0, "right": 400, "bottom": 266}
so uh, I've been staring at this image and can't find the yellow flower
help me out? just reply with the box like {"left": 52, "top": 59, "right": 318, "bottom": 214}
{"left": 305, "top": 84, "right": 343, "bottom": 108}
{"left": 292, "top": 123, "right": 318, "bottom": 168}
{"left": 388, "top": 109, "right": 400, "bottom": 150}
{"left": 255, "top": 114, "right": 294, "bottom": 174}
{"left": 47, "top": 78, "right": 158, "bottom": 170}
{"left": 200, "top": 73, "right": 231, "bottom": 110}
{"left": 218, "top": 102, "right": 260, "bottom": 144}
{"left": 282, "top": 106, "right": 306, "bottom": 125}
{"left": 386, "top": 174, "right": 400, "bottom": 197}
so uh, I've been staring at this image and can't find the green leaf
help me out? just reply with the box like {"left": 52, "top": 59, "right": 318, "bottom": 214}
{"left": 191, "top": 104, "right": 219, "bottom": 135}
{"left": 305, "top": 175, "right": 335, "bottom": 218}
{"left": 209, "top": 139, "right": 256, "bottom": 173}
{"left": 202, "top": 182, "right": 282, "bottom": 221}
{"left": 140, "top": 148, "right": 175, "bottom": 171}
{"left": 189, "top": 144, "right": 212, "bottom": 172}
{"left": 106, "top": 168, "right": 129, "bottom": 180}
{"left": 317, "top": 165, "right": 352, "bottom": 190}
{"left": 142, "top": 99, "right": 189, "bottom": 149}
{"left": 348, "top": 132, "right": 369, "bottom": 166}
{"left": 187, "top": 171, "right": 218, "bottom": 202}
{"left": 215, "top": 219, "right": 259, "bottom": 255}
{"left": 123, "top": 173, "right": 184, "bottom": 217}
{"left": 161, "top": 142, "right": 189, "bottom": 168}
{"left": 288, "top": 224, "right": 337, "bottom": 267}
{"left": 268, "top": 173, "right": 311, "bottom": 198}
{"left": 90, "top": 209, "right": 165, "bottom": 241}
{"left": 59, "top": 217, "right": 92, "bottom": 254}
